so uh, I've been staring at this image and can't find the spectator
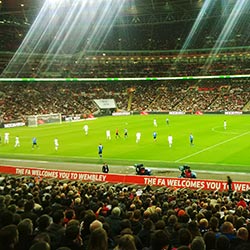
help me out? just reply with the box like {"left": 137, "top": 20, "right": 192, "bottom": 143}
{"left": 46, "top": 210, "right": 65, "bottom": 250}
{"left": 87, "top": 227, "right": 108, "bottom": 250}
{"left": 35, "top": 214, "right": 52, "bottom": 235}
{"left": 105, "top": 206, "right": 122, "bottom": 238}
{"left": 199, "top": 218, "right": 209, "bottom": 235}
{"left": 137, "top": 219, "right": 154, "bottom": 248}
{"left": 89, "top": 219, "right": 103, "bottom": 232}
{"left": 130, "top": 209, "right": 143, "bottom": 235}
{"left": 146, "top": 229, "right": 170, "bottom": 250}
{"left": 16, "top": 218, "right": 34, "bottom": 250}
{"left": 216, "top": 221, "right": 236, "bottom": 241}
{"left": 229, "top": 227, "right": 249, "bottom": 250}
{"left": 0, "top": 224, "right": 19, "bottom": 250}
{"left": 173, "top": 228, "right": 192, "bottom": 249}
{"left": 29, "top": 241, "right": 51, "bottom": 250}
{"left": 21, "top": 199, "right": 38, "bottom": 227}
{"left": 60, "top": 224, "right": 83, "bottom": 250}
{"left": 190, "top": 236, "right": 206, "bottom": 250}
{"left": 237, "top": 197, "right": 247, "bottom": 209}
{"left": 203, "top": 231, "right": 216, "bottom": 250}
{"left": 114, "top": 234, "right": 137, "bottom": 250}
{"left": 81, "top": 210, "right": 96, "bottom": 249}
{"left": 216, "top": 235, "right": 230, "bottom": 250}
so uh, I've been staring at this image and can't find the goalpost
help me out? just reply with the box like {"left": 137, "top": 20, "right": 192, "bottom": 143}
{"left": 27, "top": 113, "right": 62, "bottom": 127}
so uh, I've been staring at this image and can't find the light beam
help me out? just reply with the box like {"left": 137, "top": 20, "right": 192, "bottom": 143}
{"left": 2, "top": 0, "right": 126, "bottom": 77}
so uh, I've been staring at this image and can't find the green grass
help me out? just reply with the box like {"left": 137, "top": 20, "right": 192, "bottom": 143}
{"left": 0, "top": 114, "right": 249, "bottom": 173}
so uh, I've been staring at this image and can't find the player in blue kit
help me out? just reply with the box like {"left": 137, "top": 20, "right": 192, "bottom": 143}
{"left": 166, "top": 118, "right": 169, "bottom": 125}
{"left": 190, "top": 133, "right": 194, "bottom": 146}
{"left": 153, "top": 131, "right": 157, "bottom": 141}
{"left": 32, "top": 137, "right": 38, "bottom": 149}
{"left": 124, "top": 128, "right": 128, "bottom": 139}
{"left": 98, "top": 143, "right": 103, "bottom": 158}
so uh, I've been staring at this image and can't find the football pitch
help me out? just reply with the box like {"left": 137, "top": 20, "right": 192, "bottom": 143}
{"left": 0, "top": 114, "right": 249, "bottom": 174}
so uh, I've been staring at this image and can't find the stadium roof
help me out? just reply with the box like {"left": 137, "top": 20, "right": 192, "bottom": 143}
{"left": 0, "top": 0, "right": 221, "bottom": 15}
{"left": 0, "top": 0, "right": 239, "bottom": 27}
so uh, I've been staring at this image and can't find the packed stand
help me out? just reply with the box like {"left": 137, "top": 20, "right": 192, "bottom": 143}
{"left": 0, "top": 79, "right": 249, "bottom": 122}
{"left": 0, "top": 175, "right": 250, "bottom": 250}
{"left": 1, "top": 52, "right": 250, "bottom": 78}
{"left": 0, "top": 82, "right": 129, "bottom": 122}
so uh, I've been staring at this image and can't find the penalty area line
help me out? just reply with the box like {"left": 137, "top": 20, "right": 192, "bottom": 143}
{"left": 175, "top": 131, "right": 250, "bottom": 163}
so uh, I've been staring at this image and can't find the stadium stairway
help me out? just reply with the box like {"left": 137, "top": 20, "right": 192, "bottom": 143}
{"left": 243, "top": 100, "right": 250, "bottom": 111}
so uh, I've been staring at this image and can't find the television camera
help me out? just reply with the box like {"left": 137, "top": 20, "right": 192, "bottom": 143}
{"left": 134, "top": 163, "right": 152, "bottom": 176}
{"left": 179, "top": 165, "right": 197, "bottom": 178}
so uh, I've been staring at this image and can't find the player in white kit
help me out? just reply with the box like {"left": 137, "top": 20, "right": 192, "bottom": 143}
{"left": 136, "top": 132, "right": 141, "bottom": 143}
{"left": 54, "top": 138, "right": 59, "bottom": 151}
{"left": 168, "top": 135, "right": 173, "bottom": 148}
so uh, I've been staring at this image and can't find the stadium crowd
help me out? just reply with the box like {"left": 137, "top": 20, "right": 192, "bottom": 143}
{"left": 1, "top": 52, "right": 250, "bottom": 78}
{"left": 0, "top": 175, "right": 250, "bottom": 250}
{"left": 0, "top": 79, "right": 249, "bottom": 122}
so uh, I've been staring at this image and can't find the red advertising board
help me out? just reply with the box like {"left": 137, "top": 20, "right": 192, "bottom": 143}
{"left": 0, "top": 165, "right": 250, "bottom": 192}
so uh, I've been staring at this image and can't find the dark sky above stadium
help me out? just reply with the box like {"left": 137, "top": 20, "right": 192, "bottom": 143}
{"left": 0, "top": 0, "right": 220, "bottom": 14}
{"left": 0, "top": 0, "right": 241, "bottom": 26}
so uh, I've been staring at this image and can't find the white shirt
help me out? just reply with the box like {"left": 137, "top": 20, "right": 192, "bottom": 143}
{"left": 54, "top": 138, "right": 59, "bottom": 146}
{"left": 83, "top": 125, "right": 88, "bottom": 131}
{"left": 168, "top": 135, "right": 173, "bottom": 143}
{"left": 4, "top": 132, "right": 9, "bottom": 139}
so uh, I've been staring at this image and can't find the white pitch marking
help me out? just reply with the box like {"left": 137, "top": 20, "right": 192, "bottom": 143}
{"left": 211, "top": 126, "right": 239, "bottom": 135}
{"left": 175, "top": 131, "right": 250, "bottom": 163}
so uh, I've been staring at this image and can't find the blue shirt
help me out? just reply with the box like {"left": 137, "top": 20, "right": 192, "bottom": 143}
{"left": 190, "top": 134, "right": 194, "bottom": 142}
{"left": 98, "top": 144, "right": 103, "bottom": 153}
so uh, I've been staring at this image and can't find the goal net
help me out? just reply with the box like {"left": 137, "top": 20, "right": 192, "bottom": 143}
{"left": 27, "top": 113, "right": 62, "bottom": 127}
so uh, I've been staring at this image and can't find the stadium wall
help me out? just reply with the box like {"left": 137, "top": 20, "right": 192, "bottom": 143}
{"left": 0, "top": 165, "right": 250, "bottom": 192}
